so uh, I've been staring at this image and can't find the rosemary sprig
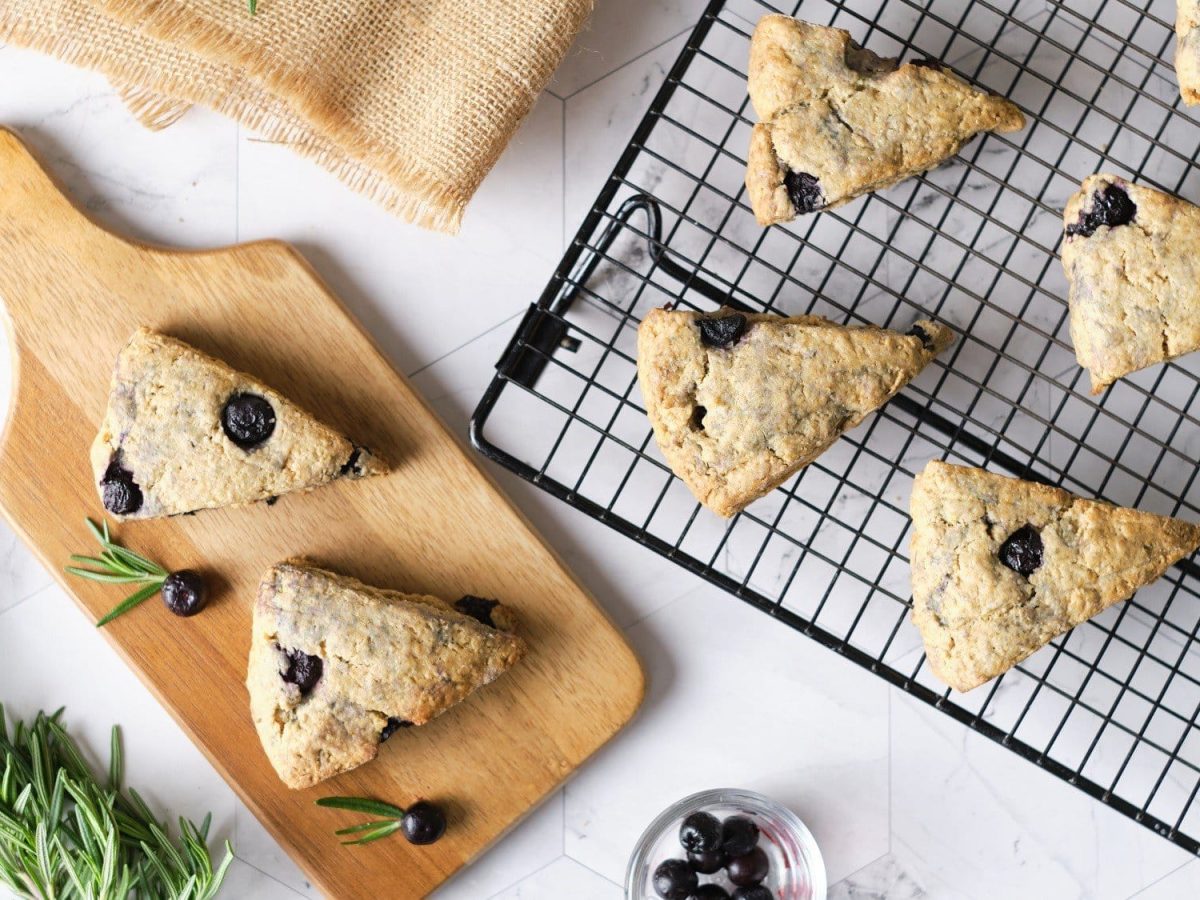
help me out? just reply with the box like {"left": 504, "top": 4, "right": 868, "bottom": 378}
{"left": 316, "top": 796, "right": 407, "bottom": 845}
{"left": 0, "top": 705, "right": 234, "bottom": 899}
{"left": 248, "top": 0, "right": 257, "bottom": 15}
{"left": 65, "top": 519, "right": 169, "bottom": 628}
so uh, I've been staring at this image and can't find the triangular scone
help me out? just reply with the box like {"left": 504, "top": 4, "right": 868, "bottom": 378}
{"left": 1178, "top": 2, "right": 1200, "bottom": 103}
{"left": 90, "top": 328, "right": 386, "bottom": 518}
{"left": 247, "top": 561, "right": 526, "bottom": 789}
{"left": 1062, "top": 175, "right": 1200, "bottom": 393}
{"left": 637, "top": 307, "right": 953, "bottom": 517}
{"left": 911, "top": 461, "right": 1200, "bottom": 692}
{"left": 746, "top": 15, "right": 1025, "bottom": 225}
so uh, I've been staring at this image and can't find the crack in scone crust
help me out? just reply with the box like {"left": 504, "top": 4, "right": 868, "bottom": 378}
{"left": 636, "top": 307, "right": 953, "bottom": 518}
{"left": 744, "top": 14, "right": 1025, "bottom": 225}
{"left": 910, "top": 461, "right": 1200, "bottom": 692}
{"left": 1061, "top": 174, "right": 1200, "bottom": 394}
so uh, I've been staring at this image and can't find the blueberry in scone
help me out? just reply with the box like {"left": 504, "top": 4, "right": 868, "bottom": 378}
{"left": 90, "top": 328, "right": 386, "bottom": 518}
{"left": 745, "top": 14, "right": 1026, "bottom": 225}
{"left": 246, "top": 560, "right": 525, "bottom": 789}
{"left": 637, "top": 307, "right": 953, "bottom": 517}
{"left": 1061, "top": 174, "right": 1200, "bottom": 393}
{"left": 910, "top": 461, "right": 1200, "bottom": 692}
{"left": 1178, "top": 1, "right": 1200, "bottom": 103}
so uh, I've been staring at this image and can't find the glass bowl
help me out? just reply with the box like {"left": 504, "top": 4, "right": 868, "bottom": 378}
{"left": 625, "top": 788, "right": 826, "bottom": 900}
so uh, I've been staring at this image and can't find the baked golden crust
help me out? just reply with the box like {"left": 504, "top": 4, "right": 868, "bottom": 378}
{"left": 1062, "top": 174, "right": 1200, "bottom": 393}
{"left": 745, "top": 14, "right": 1025, "bottom": 225}
{"left": 637, "top": 307, "right": 952, "bottom": 517}
{"left": 90, "top": 328, "right": 386, "bottom": 518}
{"left": 1178, "top": 1, "right": 1200, "bottom": 104}
{"left": 910, "top": 461, "right": 1200, "bottom": 692}
{"left": 247, "top": 560, "right": 525, "bottom": 789}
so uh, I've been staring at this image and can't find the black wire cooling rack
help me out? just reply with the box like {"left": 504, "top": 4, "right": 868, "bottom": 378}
{"left": 470, "top": 0, "right": 1200, "bottom": 855}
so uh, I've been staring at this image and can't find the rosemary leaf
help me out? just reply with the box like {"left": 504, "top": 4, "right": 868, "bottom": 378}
{"left": 315, "top": 796, "right": 407, "bottom": 818}
{"left": 94, "top": 582, "right": 163, "bottom": 628}
{"left": 340, "top": 820, "right": 403, "bottom": 845}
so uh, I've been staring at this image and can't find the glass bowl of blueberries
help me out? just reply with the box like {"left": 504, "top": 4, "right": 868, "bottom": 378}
{"left": 626, "top": 789, "right": 826, "bottom": 900}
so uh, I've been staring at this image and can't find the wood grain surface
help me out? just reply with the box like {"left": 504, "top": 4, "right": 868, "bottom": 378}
{"left": 0, "top": 127, "right": 644, "bottom": 899}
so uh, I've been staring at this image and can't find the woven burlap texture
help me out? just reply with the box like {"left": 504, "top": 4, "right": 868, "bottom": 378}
{"left": 1, "top": 0, "right": 592, "bottom": 233}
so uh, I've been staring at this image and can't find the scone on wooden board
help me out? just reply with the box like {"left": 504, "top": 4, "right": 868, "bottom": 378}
{"left": 1061, "top": 174, "right": 1200, "bottom": 393}
{"left": 1178, "top": 1, "right": 1200, "bottom": 103}
{"left": 745, "top": 14, "right": 1025, "bottom": 225}
{"left": 910, "top": 460, "right": 1200, "bottom": 693}
{"left": 247, "top": 561, "right": 526, "bottom": 790}
{"left": 637, "top": 306, "right": 953, "bottom": 518}
{"left": 90, "top": 328, "right": 386, "bottom": 519}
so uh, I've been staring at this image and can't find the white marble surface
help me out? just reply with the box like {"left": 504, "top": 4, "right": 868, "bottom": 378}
{"left": 0, "top": 2, "right": 1198, "bottom": 898}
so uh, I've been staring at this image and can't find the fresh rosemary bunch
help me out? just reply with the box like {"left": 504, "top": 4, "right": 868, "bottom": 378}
{"left": 0, "top": 706, "right": 234, "bottom": 899}
{"left": 65, "top": 519, "right": 169, "bottom": 628}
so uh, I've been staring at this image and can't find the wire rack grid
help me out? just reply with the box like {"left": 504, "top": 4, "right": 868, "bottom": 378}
{"left": 471, "top": 0, "right": 1200, "bottom": 855}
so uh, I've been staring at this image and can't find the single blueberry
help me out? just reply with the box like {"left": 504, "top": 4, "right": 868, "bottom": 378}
{"left": 1066, "top": 184, "right": 1137, "bottom": 238}
{"left": 380, "top": 717, "right": 413, "bottom": 742}
{"left": 721, "top": 816, "right": 760, "bottom": 858}
{"left": 401, "top": 800, "right": 447, "bottom": 845}
{"left": 161, "top": 570, "right": 207, "bottom": 617}
{"left": 101, "top": 458, "right": 143, "bottom": 515}
{"left": 733, "top": 887, "right": 774, "bottom": 900}
{"left": 907, "top": 323, "right": 935, "bottom": 350}
{"left": 221, "top": 393, "right": 276, "bottom": 448}
{"left": 679, "top": 811, "right": 722, "bottom": 853}
{"left": 727, "top": 846, "right": 770, "bottom": 887}
{"left": 278, "top": 646, "right": 323, "bottom": 695}
{"left": 699, "top": 314, "right": 748, "bottom": 349}
{"left": 652, "top": 859, "right": 698, "bottom": 900}
{"left": 783, "top": 170, "right": 824, "bottom": 213}
{"left": 694, "top": 885, "right": 732, "bottom": 900}
{"left": 999, "top": 524, "right": 1043, "bottom": 577}
{"left": 455, "top": 596, "right": 500, "bottom": 628}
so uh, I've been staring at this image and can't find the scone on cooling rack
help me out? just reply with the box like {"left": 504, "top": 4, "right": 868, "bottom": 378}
{"left": 1062, "top": 174, "right": 1200, "bottom": 393}
{"left": 247, "top": 560, "right": 525, "bottom": 789}
{"left": 910, "top": 461, "right": 1200, "bottom": 693}
{"left": 91, "top": 328, "right": 386, "bottom": 519}
{"left": 745, "top": 14, "right": 1026, "bottom": 225}
{"left": 1178, "top": 1, "right": 1200, "bottom": 103}
{"left": 636, "top": 306, "right": 953, "bottom": 518}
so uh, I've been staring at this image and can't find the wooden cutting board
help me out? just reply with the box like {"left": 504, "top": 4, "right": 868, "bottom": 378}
{"left": 0, "top": 128, "right": 644, "bottom": 899}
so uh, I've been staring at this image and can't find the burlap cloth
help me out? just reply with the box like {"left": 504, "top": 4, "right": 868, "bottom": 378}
{"left": 1, "top": 0, "right": 592, "bottom": 232}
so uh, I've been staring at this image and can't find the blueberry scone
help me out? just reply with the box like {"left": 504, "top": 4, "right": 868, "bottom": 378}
{"left": 91, "top": 328, "right": 386, "bottom": 518}
{"left": 247, "top": 561, "right": 526, "bottom": 789}
{"left": 746, "top": 15, "right": 1025, "bottom": 225}
{"left": 637, "top": 306, "right": 953, "bottom": 517}
{"left": 911, "top": 461, "right": 1200, "bottom": 692}
{"left": 1178, "top": 1, "right": 1200, "bottom": 103}
{"left": 1061, "top": 175, "right": 1200, "bottom": 393}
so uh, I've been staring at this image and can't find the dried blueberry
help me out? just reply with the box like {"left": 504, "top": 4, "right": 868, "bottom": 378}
{"left": 1066, "top": 184, "right": 1136, "bottom": 238}
{"left": 733, "top": 887, "right": 773, "bottom": 900}
{"left": 455, "top": 595, "right": 500, "bottom": 628}
{"left": 401, "top": 800, "right": 447, "bottom": 845}
{"left": 699, "top": 314, "right": 748, "bottom": 349}
{"left": 695, "top": 886, "right": 732, "bottom": 900}
{"left": 687, "top": 848, "right": 727, "bottom": 874}
{"left": 101, "top": 458, "right": 143, "bottom": 516}
{"left": 652, "top": 859, "right": 698, "bottom": 900}
{"left": 161, "top": 570, "right": 207, "bottom": 617}
{"left": 339, "top": 447, "right": 367, "bottom": 477}
{"left": 691, "top": 404, "right": 707, "bottom": 431}
{"left": 727, "top": 846, "right": 770, "bottom": 887}
{"left": 721, "top": 816, "right": 759, "bottom": 858}
{"left": 679, "top": 810, "right": 722, "bottom": 853}
{"left": 279, "top": 646, "right": 323, "bottom": 695}
{"left": 380, "top": 717, "right": 413, "bottom": 742}
{"left": 783, "top": 170, "right": 824, "bottom": 214}
{"left": 907, "top": 323, "right": 935, "bottom": 350}
{"left": 221, "top": 393, "right": 276, "bottom": 448}
{"left": 999, "top": 524, "right": 1043, "bottom": 577}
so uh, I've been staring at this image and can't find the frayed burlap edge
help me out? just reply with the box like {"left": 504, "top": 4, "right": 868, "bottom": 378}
{"left": 98, "top": 0, "right": 592, "bottom": 232}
